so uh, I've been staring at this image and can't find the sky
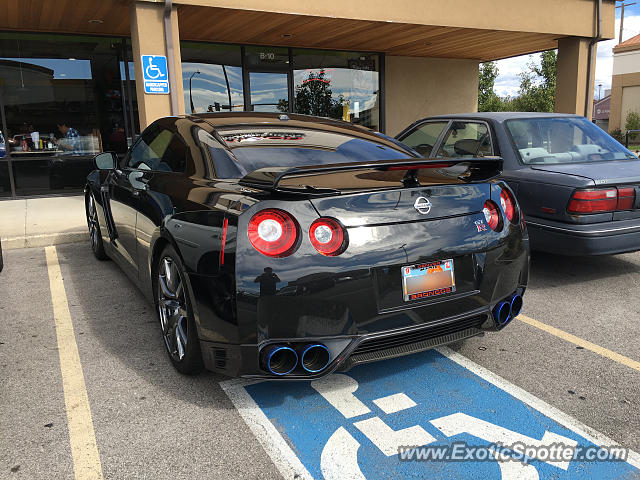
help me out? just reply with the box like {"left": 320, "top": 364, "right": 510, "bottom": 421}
{"left": 493, "top": 3, "right": 640, "bottom": 99}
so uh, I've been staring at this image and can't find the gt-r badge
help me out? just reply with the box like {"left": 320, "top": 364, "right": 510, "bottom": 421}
{"left": 475, "top": 219, "right": 487, "bottom": 232}
{"left": 414, "top": 196, "right": 432, "bottom": 215}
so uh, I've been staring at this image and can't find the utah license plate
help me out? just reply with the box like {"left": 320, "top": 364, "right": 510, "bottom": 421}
{"left": 402, "top": 259, "right": 455, "bottom": 301}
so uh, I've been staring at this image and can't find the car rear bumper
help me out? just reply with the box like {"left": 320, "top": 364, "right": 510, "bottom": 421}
{"left": 198, "top": 298, "right": 524, "bottom": 379}
{"left": 527, "top": 216, "right": 640, "bottom": 255}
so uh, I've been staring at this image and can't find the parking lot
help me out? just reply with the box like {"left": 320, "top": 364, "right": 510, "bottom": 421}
{"left": 1, "top": 243, "right": 640, "bottom": 479}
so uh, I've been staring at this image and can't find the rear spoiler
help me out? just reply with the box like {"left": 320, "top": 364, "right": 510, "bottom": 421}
{"left": 239, "top": 157, "right": 503, "bottom": 192}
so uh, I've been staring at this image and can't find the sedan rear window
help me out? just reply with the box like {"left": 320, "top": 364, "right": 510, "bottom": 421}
{"left": 203, "top": 127, "right": 415, "bottom": 179}
{"left": 506, "top": 117, "right": 637, "bottom": 165}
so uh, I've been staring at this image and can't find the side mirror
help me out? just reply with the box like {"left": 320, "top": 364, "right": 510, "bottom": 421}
{"left": 94, "top": 152, "right": 117, "bottom": 170}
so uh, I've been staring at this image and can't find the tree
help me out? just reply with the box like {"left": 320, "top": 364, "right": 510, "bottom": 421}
{"left": 512, "top": 50, "right": 557, "bottom": 112}
{"left": 478, "top": 62, "right": 501, "bottom": 112}
{"left": 625, "top": 111, "right": 640, "bottom": 131}
{"left": 277, "top": 70, "right": 345, "bottom": 119}
{"left": 625, "top": 111, "right": 640, "bottom": 144}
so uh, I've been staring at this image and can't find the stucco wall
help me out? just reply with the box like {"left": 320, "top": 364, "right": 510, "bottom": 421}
{"left": 613, "top": 50, "right": 640, "bottom": 76}
{"left": 384, "top": 56, "right": 479, "bottom": 136}
{"left": 130, "top": 2, "right": 186, "bottom": 129}
{"left": 609, "top": 72, "right": 640, "bottom": 131}
{"left": 622, "top": 86, "right": 640, "bottom": 121}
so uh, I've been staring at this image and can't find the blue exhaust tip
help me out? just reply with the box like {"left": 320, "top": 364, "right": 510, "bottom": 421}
{"left": 493, "top": 301, "right": 511, "bottom": 325}
{"left": 510, "top": 294, "right": 523, "bottom": 318}
{"left": 300, "top": 344, "right": 331, "bottom": 373}
{"left": 262, "top": 345, "right": 298, "bottom": 375}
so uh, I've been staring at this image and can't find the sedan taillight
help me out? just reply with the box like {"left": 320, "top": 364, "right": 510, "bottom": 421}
{"left": 568, "top": 187, "right": 636, "bottom": 214}
{"left": 248, "top": 209, "right": 299, "bottom": 257}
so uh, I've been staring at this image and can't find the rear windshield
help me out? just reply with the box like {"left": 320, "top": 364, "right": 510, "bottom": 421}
{"left": 202, "top": 127, "right": 415, "bottom": 179}
{"left": 505, "top": 117, "right": 637, "bottom": 165}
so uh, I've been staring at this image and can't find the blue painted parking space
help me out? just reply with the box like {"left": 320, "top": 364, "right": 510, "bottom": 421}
{"left": 223, "top": 348, "right": 640, "bottom": 480}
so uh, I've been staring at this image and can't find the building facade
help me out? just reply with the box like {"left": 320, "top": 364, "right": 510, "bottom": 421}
{"left": 609, "top": 33, "right": 640, "bottom": 133}
{"left": 593, "top": 93, "right": 611, "bottom": 132}
{"left": 0, "top": 0, "right": 615, "bottom": 197}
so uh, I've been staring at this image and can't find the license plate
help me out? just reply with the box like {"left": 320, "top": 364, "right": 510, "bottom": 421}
{"left": 402, "top": 259, "right": 455, "bottom": 301}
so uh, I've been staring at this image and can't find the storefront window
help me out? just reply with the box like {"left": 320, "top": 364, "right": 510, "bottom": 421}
{"left": 0, "top": 33, "right": 138, "bottom": 196}
{"left": 181, "top": 42, "right": 244, "bottom": 113}
{"left": 292, "top": 50, "right": 380, "bottom": 130}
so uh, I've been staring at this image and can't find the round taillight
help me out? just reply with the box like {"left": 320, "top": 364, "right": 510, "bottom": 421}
{"left": 248, "top": 209, "right": 298, "bottom": 257}
{"left": 483, "top": 200, "right": 502, "bottom": 231}
{"left": 309, "top": 218, "right": 347, "bottom": 256}
{"left": 500, "top": 188, "right": 517, "bottom": 223}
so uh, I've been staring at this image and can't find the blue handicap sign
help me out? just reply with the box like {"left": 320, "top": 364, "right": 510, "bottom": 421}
{"left": 224, "top": 348, "right": 639, "bottom": 480}
{"left": 141, "top": 55, "right": 169, "bottom": 94}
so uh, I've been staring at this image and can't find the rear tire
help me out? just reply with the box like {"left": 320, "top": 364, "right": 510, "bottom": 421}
{"left": 154, "top": 244, "right": 203, "bottom": 375}
{"left": 86, "top": 193, "right": 107, "bottom": 261}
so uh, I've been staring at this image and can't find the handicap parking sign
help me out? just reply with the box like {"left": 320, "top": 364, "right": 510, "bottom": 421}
{"left": 141, "top": 55, "right": 169, "bottom": 94}
{"left": 222, "top": 348, "right": 639, "bottom": 480}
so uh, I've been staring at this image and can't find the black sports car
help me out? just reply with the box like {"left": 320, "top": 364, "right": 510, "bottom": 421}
{"left": 85, "top": 113, "right": 529, "bottom": 379}
{"left": 397, "top": 113, "right": 640, "bottom": 255}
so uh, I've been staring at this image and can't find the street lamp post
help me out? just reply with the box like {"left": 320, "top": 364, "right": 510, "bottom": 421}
{"left": 189, "top": 70, "right": 201, "bottom": 113}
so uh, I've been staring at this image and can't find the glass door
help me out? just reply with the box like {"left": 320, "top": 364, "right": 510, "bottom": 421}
{"left": 248, "top": 72, "right": 289, "bottom": 112}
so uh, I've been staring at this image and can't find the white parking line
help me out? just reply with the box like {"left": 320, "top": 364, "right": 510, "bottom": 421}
{"left": 221, "top": 378, "right": 314, "bottom": 480}
{"left": 438, "top": 346, "right": 640, "bottom": 469}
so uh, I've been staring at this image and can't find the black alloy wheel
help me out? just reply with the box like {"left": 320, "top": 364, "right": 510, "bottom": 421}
{"left": 86, "top": 193, "right": 107, "bottom": 260}
{"left": 155, "top": 245, "right": 203, "bottom": 374}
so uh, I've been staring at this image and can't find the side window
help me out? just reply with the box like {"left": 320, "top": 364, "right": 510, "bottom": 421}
{"left": 436, "top": 122, "right": 493, "bottom": 158}
{"left": 127, "top": 126, "right": 187, "bottom": 172}
{"left": 160, "top": 134, "right": 188, "bottom": 173}
{"left": 197, "top": 128, "right": 246, "bottom": 179}
{"left": 400, "top": 121, "right": 448, "bottom": 157}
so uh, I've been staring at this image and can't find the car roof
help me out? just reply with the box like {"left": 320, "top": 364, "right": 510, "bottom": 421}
{"left": 424, "top": 112, "right": 584, "bottom": 123}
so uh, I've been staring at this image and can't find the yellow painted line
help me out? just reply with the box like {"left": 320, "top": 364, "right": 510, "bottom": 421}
{"left": 45, "top": 246, "right": 104, "bottom": 480}
{"left": 516, "top": 314, "right": 640, "bottom": 373}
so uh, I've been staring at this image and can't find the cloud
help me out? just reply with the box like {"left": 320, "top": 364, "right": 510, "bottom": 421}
{"left": 490, "top": 15, "right": 640, "bottom": 98}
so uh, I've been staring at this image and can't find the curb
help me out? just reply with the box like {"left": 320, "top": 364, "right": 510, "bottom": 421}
{"left": 1, "top": 231, "right": 88, "bottom": 250}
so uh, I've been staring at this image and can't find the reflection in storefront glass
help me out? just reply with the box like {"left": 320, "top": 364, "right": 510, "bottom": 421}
{"left": 183, "top": 62, "right": 243, "bottom": 113}
{"left": 181, "top": 42, "right": 244, "bottom": 113}
{"left": 249, "top": 72, "right": 288, "bottom": 112}
{"left": 0, "top": 160, "right": 11, "bottom": 197}
{"left": 0, "top": 33, "right": 138, "bottom": 195}
{"left": 292, "top": 50, "right": 380, "bottom": 130}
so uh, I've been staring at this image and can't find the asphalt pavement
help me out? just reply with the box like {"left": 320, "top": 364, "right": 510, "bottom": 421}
{"left": 1, "top": 243, "right": 639, "bottom": 479}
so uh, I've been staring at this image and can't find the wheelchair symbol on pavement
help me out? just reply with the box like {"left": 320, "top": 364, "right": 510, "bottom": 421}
{"left": 312, "top": 374, "right": 576, "bottom": 480}
{"left": 227, "top": 349, "right": 640, "bottom": 480}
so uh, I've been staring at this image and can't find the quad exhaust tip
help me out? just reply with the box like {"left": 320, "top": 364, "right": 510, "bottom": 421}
{"left": 301, "top": 344, "right": 331, "bottom": 373}
{"left": 262, "top": 345, "right": 298, "bottom": 376}
{"left": 510, "top": 294, "right": 523, "bottom": 318}
{"left": 494, "top": 301, "right": 511, "bottom": 325}
{"left": 493, "top": 293, "right": 524, "bottom": 327}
